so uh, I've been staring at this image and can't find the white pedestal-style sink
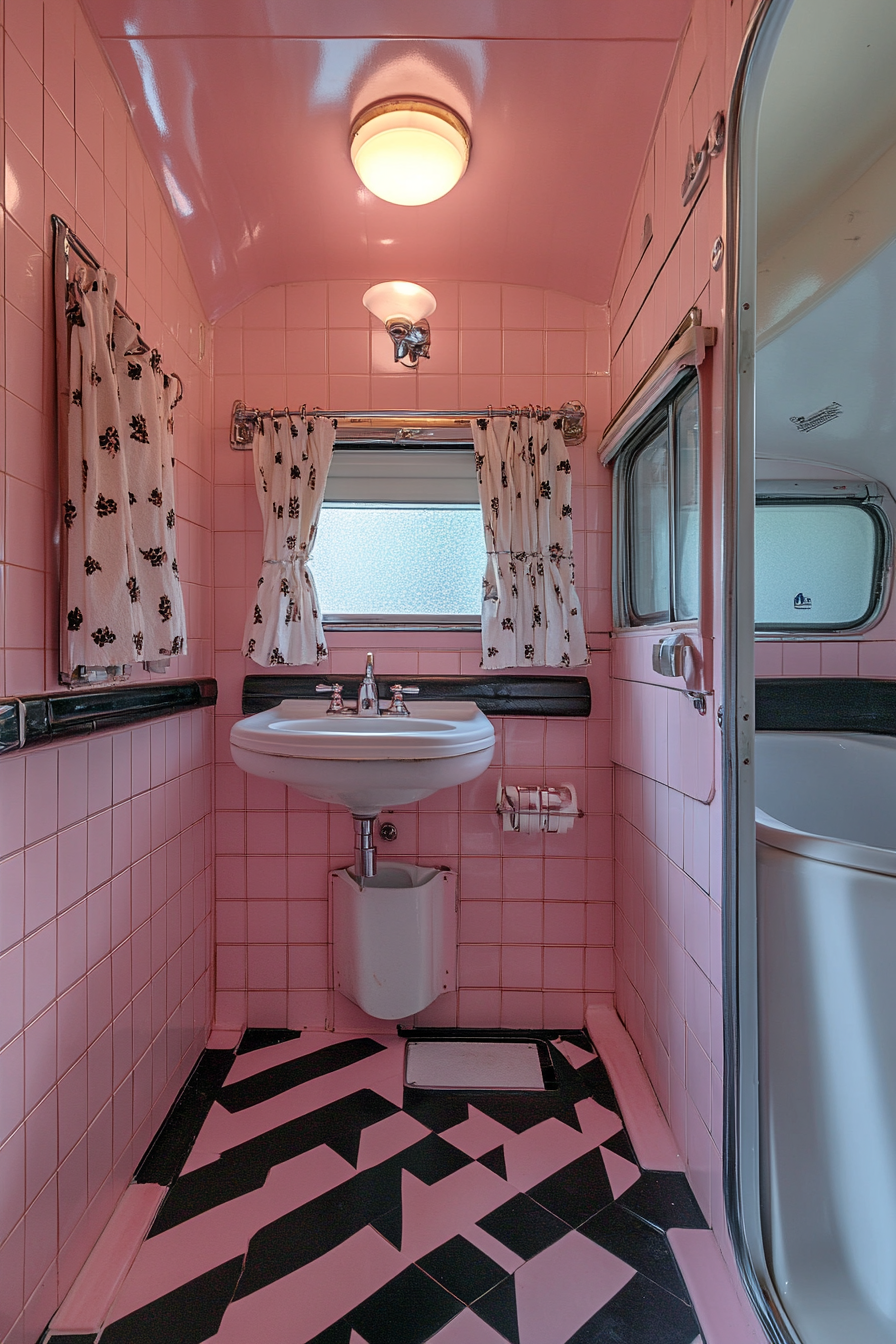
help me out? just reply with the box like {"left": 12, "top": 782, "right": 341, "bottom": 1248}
{"left": 230, "top": 698, "right": 496, "bottom": 816}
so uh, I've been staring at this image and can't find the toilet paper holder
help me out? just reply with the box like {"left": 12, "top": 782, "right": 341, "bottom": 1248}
{"left": 496, "top": 778, "right": 583, "bottom": 834}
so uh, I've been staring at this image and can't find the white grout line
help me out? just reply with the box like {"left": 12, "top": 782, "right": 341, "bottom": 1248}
{"left": 47, "top": 1182, "right": 167, "bottom": 1334}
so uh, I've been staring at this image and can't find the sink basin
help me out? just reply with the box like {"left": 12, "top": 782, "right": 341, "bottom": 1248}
{"left": 230, "top": 699, "right": 495, "bottom": 815}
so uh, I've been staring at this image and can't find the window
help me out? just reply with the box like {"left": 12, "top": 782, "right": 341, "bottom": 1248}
{"left": 615, "top": 374, "right": 700, "bottom": 626}
{"left": 755, "top": 481, "right": 891, "bottom": 632}
{"left": 312, "top": 443, "right": 486, "bottom": 628}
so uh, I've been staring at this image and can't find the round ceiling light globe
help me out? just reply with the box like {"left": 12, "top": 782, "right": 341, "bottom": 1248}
{"left": 351, "top": 100, "right": 471, "bottom": 207}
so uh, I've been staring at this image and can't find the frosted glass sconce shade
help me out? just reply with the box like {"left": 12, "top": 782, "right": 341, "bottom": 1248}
{"left": 362, "top": 281, "right": 437, "bottom": 367}
{"left": 362, "top": 281, "right": 437, "bottom": 326}
{"left": 350, "top": 99, "right": 471, "bottom": 206}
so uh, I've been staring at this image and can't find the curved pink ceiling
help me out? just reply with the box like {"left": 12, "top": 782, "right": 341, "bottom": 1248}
{"left": 83, "top": 0, "right": 690, "bottom": 320}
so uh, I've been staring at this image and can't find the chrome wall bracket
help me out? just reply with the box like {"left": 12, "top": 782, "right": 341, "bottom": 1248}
{"left": 681, "top": 111, "right": 726, "bottom": 206}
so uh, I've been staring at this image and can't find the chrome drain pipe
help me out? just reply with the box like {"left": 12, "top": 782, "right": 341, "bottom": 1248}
{"left": 353, "top": 815, "right": 377, "bottom": 884}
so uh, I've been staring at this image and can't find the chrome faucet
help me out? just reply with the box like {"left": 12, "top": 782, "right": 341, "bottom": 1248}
{"left": 357, "top": 651, "right": 380, "bottom": 716}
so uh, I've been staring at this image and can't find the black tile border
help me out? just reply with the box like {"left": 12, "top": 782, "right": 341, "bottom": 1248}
{"left": 242, "top": 674, "right": 591, "bottom": 718}
{"left": 0, "top": 677, "right": 217, "bottom": 755}
{"left": 756, "top": 677, "right": 896, "bottom": 734}
{"left": 134, "top": 1048, "right": 235, "bottom": 1186}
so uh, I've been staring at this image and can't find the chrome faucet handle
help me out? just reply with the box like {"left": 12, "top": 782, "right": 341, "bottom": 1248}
{"left": 384, "top": 684, "right": 420, "bottom": 716}
{"left": 315, "top": 682, "right": 347, "bottom": 714}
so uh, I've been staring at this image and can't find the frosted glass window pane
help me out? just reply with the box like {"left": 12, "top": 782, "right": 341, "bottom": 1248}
{"left": 755, "top": 504, "right": 878, "bottom": 628}
{"left": 313, "top": 506, "right": 486, "bottom": 615}
{"left": 675, "top": 383, "right": 700, "bottom": 619}
{"left": 630, "top": 430, "right": 670, "bottom": 621}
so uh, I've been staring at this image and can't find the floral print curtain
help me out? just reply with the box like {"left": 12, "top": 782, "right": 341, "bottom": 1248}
{"left": 58, "top": 261, "right": 186, "bottom": 679}
{"left": 242, "top": 412, "right": 337, "bottom": 666}
{"left": 471, "top": 414, "right": 588, "bottom": 669}
{"left": 114, "top": 313, "right": 187, "bottom": 662}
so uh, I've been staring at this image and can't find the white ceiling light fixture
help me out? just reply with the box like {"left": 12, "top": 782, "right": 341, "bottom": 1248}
{"left": 350, "top": 98, "right": 471, "bottom": 206}
{"left": 363, "top": 281, "right": 437, "bottom": 366}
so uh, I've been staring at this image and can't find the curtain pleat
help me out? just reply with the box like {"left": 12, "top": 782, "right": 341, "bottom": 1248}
{"left": 471, "top": 415, "right": 588, "bottom": 669}
{"left": 242, "top": 413, "right": 336, "bottom": 666}
{"left": 114, "top": 314, "right": 187, "bottom": 661}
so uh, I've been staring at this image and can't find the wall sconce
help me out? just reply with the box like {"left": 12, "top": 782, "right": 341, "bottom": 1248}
{"left": 363, "top": 281, "right": 437, "bottom": 366}
{"left": 350, "top": 98, "right": 471, "bottom": 206}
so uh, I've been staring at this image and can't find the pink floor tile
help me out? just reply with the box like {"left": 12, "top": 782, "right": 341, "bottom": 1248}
{"left": 553, "top": 1038, "right": 599, "bottom": 1070}
{"left": 601, "top": 1145, "right": 641, "bottom": 1199}
{"left": 515, "top": 1231, "right": 635, "bottom": 1344}
{"left": 399, "top": 1164, "right": 516, "bottom": 1262}
{"left": 210, "top": 1226, "right": 408, "bottom": 1344}
{"left": 502, "top": 1098, "right": 621, "bottom": 1192}
{"left": 439, "top": 1105, "right": 520, "bottom": 1159}
{"left": 355, "top": 1110, "right": 431, "bottom": 1172}
{"left": 462, "top": 1222, "right": 526, "bottom": 1275}
{"left": 425, "top": 1308, "right": 509, "bottom": 1342}
{"left": 193, "top": 1040, "right": 406, "bottom": 1156}
{"left": 222, "top": 1030, "right": 355, "bottom": 1087}
{"left": 106, "top": 1145, "right": 356, "bottom": 1323}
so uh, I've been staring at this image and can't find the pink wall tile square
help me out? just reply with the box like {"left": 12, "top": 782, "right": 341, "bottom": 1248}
{"left": 457, "top": 989, "right": 501, "bottom": 1027}
{"left": 459, "top": 900, "right": 502, "bottom": 943}
{"left": 287, "top": 944, "right": 328, "bottom": 990}
{"left": 500, "top": 990, "right": 543, "bottom": 1028}
{"left": 459, "top": 945, "right": 501, "bottom": 988}
{"left": 501, "top": 286, "right": 545, "bottom": 329}
{"left": 502, "top": 901, "right": 543, "bottom": 944}
{"left": 460, "top": 283, "right": 501, "bottom": 328}
{"left": 247, "top": 945, "right": 287, "bottom": 991}
{"left": 501, "top": 945, "right": 542, "bottom": 989}
{"left": 287, "top": 899, "right": 327, "bottom": 943}
{"left": 544, "top": 902, "right": 586, "bottom": 944}
{"left": 543, "top": 946, "right": 584, "bottom": 990}
{"left": 246, "top": 900, "right": 287, "bottom": 944}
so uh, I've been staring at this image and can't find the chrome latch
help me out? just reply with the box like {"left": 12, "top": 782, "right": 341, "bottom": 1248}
{"left": 652, "top": 635, "right": 687, "bottom": 679}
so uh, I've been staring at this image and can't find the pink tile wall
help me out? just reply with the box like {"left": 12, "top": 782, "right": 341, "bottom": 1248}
{"left": 0, "top": 1, "right": 216, "bottom": 1339}
{"left": 0, "top": 711, "right": 214, "bottom": 1344}
{"left": 212, "top": 281, "right": 616, "bottom": 1032}
{"left": 0, "top": 0, "right": 214, "bottom": 697}
{"left": 605, "top": 0, "right": 754, "bottom": 1267}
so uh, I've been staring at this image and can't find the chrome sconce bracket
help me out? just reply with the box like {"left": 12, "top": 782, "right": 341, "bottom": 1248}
{"left": 230, "top": 399, "right": 257, "bottom": 448}
{"left": 387, "top": 318, "right": 432, "bottom": 367}
{"left": 681, "top": 111, "right": 726, "bottom": 207}
{"left": 559, "top": 401, "right": 586, "bottom": 445}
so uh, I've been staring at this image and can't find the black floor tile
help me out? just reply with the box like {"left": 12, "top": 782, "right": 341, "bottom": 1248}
{"left": 43, "top": 1337, "right": 97, "bottom": 1344}
{"left": 476, "top": 1193, "right": 570, "bottom": 1261}
{"left": 618, "top": 1172, "right": 708, "bottom": 1232}
{"left": 578, "top": 1204, "right": 691, "bottom": 1302}
{"left": 403, "top": 1090, "right": 477, "bottom": 1134}
{"left": 527, "top": 1146, "right": 615, "bottom": 1227}
{"left": 149, "top": 1088, "right": 399, "bottom": 1235}
{"left": 236, "top": 1027, "right": 302, "bottom": 1055}
{"left": 600, "top": 1128, "right": 639, "bottom": 1167}
{"left": 478, "top": 1145, "right": 507, "bottom": 1180}
{"left": 417, "top": 1234, "right": 508, "bottom": 1304}
{"left": 233, "top": 1134, "right": 470, "bottom": 1299}
{"left": 98, "top": 1256, "right": 243, "bottom": 1344}
{"left": 470, "top": 1274, "right": 520, "bottom": 1344}
{"left": 565, "top": 1272, "right": 700, "bottom": 1344}
{"left": 305, "top": 1322, "right": 352, "bottom": 1344}
{"left": 218, "top": 1038, "right": 386, "bottom": 1113}
{"left": 348, "top": 1264, "right": 465, "bottom": 1344}
{"left": 371, "top": 1202, "right": 403, "bottom": 1250}
{"left": 134, "top": 1050, "right": 235, "bottom": 1186}
{"left": 574, "top": 1055, "right": 621, "bottom": 1115}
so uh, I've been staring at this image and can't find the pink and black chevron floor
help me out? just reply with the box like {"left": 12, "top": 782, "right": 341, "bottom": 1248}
{"left": 56, "top": 1029, "right": 708, "bottom": 1344}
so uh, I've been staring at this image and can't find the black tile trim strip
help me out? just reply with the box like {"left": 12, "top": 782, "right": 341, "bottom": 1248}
{"left": 242, "top": 674, "right": 591, "bottom": 718}
{"left": 756, "top": 677, "right": 896, "bottom": 734}
{"left": 134, "top": 1048, "right": 235, "bottom": 1186}
{"left": 0, "top": 677, "right": 217, "bottom": 755}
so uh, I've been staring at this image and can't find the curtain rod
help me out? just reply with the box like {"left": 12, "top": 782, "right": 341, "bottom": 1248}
{"left": 52, "top": 214, "right": 183, "bottom": 407}
{"left": 230, "top": 398, "right": 587, "bottom": 449}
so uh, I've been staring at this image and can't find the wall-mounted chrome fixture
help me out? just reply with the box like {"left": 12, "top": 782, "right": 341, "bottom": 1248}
{"left": 681, "top": 112, "right": 726, "bottom": 206}
{"left": 362, "top": 281, "right": 437, "bottom": 366}
{"left": 350, "top": 98, "right": 471, "bottom": 206}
